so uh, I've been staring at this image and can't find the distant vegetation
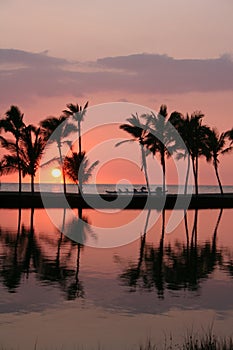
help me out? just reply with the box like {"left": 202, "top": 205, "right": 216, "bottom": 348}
{"left": 0, "top": 103, "right": 232, "bottom": 194}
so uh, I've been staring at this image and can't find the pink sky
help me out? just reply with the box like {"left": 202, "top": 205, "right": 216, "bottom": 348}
{"left": 0, "top": 0, "right": 233, "bottom": 185}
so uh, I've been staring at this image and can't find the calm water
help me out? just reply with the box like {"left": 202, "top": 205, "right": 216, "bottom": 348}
{"left": 1, "top": 182, "right": 233, "bottom": 194}
{"left": 0, "top": 207, "right": 233, "bottom": 349}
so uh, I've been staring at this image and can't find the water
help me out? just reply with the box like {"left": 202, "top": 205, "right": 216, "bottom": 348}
{"left": 0, "top": 207, "right": 233, "bottom": 349}
{"left": 1, "top": 182, "right": 233, "bottom": 194}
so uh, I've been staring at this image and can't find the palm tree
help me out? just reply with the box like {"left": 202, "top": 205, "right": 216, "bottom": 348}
{"left": 0, "top": 125, "right": 45, "bottom": 193}
{"left": 116, "top": 113, "right": 151, "bottom": 194}
{"left": 143, "top": 105, "right": 179, "bottom": 194}
{"left": 0, "top": 106, "right": 25, "bottom": 192}
{"left": 169, "top": 113, "right": 193, "bottom": 195}
{"left": 19, "top": 125, "right": 45, "bottom": 193}
{"left": 40, "top": 116, "right": 76, "bottom": 194}
{"left": 205, "top": 128, "right": 232, "bottom": 194}
{"left": 63, "top": 150, "right": 99, "bottom": 194}
{"left": 63, "top": 101, "right": 89, "bottom": 154}
{"left": 177, "top": 112, "right": 210, "bottom": 195}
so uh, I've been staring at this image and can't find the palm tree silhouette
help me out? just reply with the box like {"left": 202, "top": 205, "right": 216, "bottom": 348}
{"left": 0, "top": 106, "right": 25, "bottom": 192}
{"left": 205, "top": 128, "right": 233, "bottom": 194}
{"left": 0, "top": 125, "right": 45, "bottom": 193}
{"left": 143, "top": 105, "right": 180, "bottom": 194}
{"left": 63, "top": 101, "right": 89, "bottom": 155}
{"left": 117, "top": 113, "right": 151, "bottom": 194}
{"left": 119, "top": 209, "right": 166, "bottom": 298}
{"left": 180, "top": 112, "right": 210, "bottom": 195}
{"left": 168, "top": 112, "right": 192, "bottom": 194}
{"left": 63, "top": 150, "right": 99, "bottom": 194}
{"left": 40, "top": 116, "right": 76, "bottom": 194}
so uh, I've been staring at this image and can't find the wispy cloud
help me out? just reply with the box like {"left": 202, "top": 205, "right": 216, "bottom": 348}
{"left": 1, "top": 49, "right": 233, "bottom": 105}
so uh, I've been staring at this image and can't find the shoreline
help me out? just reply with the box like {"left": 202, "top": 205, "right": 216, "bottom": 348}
{"left": 0, "top": 191, "right": 233, "bottom": 209}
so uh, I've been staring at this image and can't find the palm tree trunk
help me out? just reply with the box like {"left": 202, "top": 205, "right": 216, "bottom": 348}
{"left": 58, "top": 144, "right": 66, "bottom": 194}
{"left": 78, "top": 120, "right": 82, "bottom": 154}
{"left": 17, "top": 207, "right": 22, "bottom": 238}
{"left": 157, "top": 209, "right": 165, "bottom": 298}
{"left": 214, "top": 161, "right": 223, "bottom": 194}
{"left": 161, "top": 149, "right": 166, "bottom": 194}
{"left": 184, "top": 154, "right": 191, "bottom": 195}
{"left": 195, "top": 156, "right": 199, "bottom": 195}
{"left": 184, "top": 209, "right": 189, "bottom": 248}
{"left": 140, "top": 144, "right": 151, "bottom": 194}
{"left": 192, "top": 156, "right": 198, "bottom": 195}
{"left": 30, "top": 207, "right": 34, "bottom": 233}
{"left": 31, "top": 173, "right": 34, "bottom": 193}
{"left": 16, "top": 140, "right": 22, "bottom": 193}
{"left": 191, "top": 209, "right": 198, "bottom": 248}
{"left": 212, "top": 208, "right": 223, "bottom": 251}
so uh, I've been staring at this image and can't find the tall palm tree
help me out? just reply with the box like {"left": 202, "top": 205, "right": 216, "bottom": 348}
{"left": 205, "top": 128, "right": 232, "bottom": 194}
{"left": 177, "top": 112, "right": 210, "bottom": 195}
{"left": 116, "top": 113, "right": 151, "bottom": 194}
{"left": 144, "top": 105, "right": 179, "bottom": 194}
{"left": 0, "top": 125, "right": 45, "bottom": 193}
{"left": 169, "top": 113, "right": 192, "bottom": 195}
{"left": 0, "top": 106, "right": 25, "bottom": 192}
{"left": 20, "top": 125, "right": 45, "bottom": 193}
{"left": 63, "top": 150, "right": 99, "bottom": 194}
{"left": 63, "top": 101, "right": 89, "bottom": 154}
{"left": 40, "top": 116, "right": 76, "bottom": 194}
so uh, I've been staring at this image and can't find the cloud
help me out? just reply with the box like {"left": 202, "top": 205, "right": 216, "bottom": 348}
{"left": 0, "top": 49, "right": 233, "bottom": 106}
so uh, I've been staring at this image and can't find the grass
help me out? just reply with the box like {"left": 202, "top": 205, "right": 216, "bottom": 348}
{"left": 1, "top": 332, "right": 233, "bottom": 350}
{"left": 139, "top": 332, "right": 233, "bottom": 350}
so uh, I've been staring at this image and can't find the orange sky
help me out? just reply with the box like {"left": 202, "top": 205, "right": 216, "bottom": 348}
{"left": 0, "top": 0, "right": 233, "bottom": 185}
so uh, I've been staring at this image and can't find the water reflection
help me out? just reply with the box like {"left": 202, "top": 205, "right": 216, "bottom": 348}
{"left": 0, "top": 207, "right": 232, "bottom": 303}
{"left": 0, "top": 207, "right": 85, "bottom": 300}
{"left": 119, "top": 208, "right": 224, "bottom": 298}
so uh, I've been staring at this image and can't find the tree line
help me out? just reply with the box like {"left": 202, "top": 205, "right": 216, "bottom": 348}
{"left": 0, "top": 103, "right": 99, "bottom": 193}
{"left": 0, "top": 103, "right": 233, "bottom": 194}
{"left": 117, "top": 105, "right": 233, "bottom": 195}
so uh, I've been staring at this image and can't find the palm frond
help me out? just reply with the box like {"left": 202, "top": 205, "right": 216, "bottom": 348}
{"left": 115, "top": 139, "right": 135, "bottom": 147}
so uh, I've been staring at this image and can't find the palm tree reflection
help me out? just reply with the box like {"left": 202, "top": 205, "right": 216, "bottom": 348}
{"left": 0, "top": 208, "right": 90, "bottom": 300}
{"left": 119, "top": 209, "right": 224, "bottom": 298}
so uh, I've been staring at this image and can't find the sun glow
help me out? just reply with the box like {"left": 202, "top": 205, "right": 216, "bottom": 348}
{"left": 51, "top": 168, "right": 61, "bottom": 178}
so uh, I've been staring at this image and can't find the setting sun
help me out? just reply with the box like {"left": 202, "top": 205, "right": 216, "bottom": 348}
{"left": 51, "top": 168, "right": 61, "bottom": 178}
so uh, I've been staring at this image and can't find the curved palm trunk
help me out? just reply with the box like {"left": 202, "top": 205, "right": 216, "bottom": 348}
{"left": 161, "top": 148, "right": 166, "bottom": 194}
{"left": 212, "top": 208, "right": 223, "bottom": 252}
{"left": 140, "top": 143, "right": 151, "bottom": 195}
{"left": 16, "top": 140, "right": 22, "bottom": 193}
{"left": 214, "top": 161, "right": 223, "bottom": 194}
{"left": 184, "top": 153, "right": 191, "bottom": 195}
{"left": 58, "top": 144, "right": 66, "bottom": 194}
{"left": 137, "top": 209, "right": 151, "bottom": 274}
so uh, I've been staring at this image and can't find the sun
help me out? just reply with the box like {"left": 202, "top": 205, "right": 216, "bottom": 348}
{"left": 51, "top": 168, "right": 61, "bottom": 178}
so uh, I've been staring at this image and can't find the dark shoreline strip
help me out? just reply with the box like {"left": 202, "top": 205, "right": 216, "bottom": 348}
{"left": 0, "top": 192, "right": 233, "bottom": 209}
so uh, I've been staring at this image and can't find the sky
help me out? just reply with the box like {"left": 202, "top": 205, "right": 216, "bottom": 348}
{"left": 0, "top": 0, "right": 233, "bottom": 185}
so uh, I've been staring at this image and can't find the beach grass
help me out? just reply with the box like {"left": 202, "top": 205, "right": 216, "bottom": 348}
{"left": 1, "top": 333, "right": 233, "bottom": 350}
